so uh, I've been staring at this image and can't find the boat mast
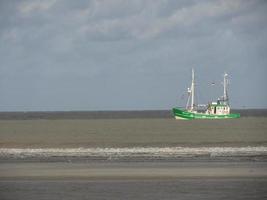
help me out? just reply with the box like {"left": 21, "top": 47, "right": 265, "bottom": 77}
{"left": 185, "top": 68, "right": 195, "bottom": 111}
{"left": 190, "top": 68, "right": 195, "bottom": 111}
{"left": 223, "top": 72, "right": 228, "bottom": 103}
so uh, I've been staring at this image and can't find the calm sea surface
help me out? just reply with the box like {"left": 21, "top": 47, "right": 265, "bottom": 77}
{"left": 0, "top": 117, "right": 266, "bottom": 148}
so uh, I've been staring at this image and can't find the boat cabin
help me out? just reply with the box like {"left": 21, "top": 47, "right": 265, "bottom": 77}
{"left": 206, "top": 101, "right": 230, "bottom": 115}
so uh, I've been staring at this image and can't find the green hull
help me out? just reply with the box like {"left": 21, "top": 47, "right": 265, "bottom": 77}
{"left": 172, "top": 108, "right": 240, "bottom": 120}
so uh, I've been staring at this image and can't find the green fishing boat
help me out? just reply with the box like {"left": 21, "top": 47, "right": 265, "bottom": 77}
{"left": 172, "top": 69, "right": 240, "bottom": 120}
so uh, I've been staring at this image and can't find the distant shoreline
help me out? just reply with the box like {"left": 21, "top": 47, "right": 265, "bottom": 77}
{"left": 0, "top": 109, "right": 266, "bottom": 120}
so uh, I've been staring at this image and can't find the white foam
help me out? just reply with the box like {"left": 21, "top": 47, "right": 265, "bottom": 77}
{"left": 0, "top": 147, "right": 267, "bottom": 158}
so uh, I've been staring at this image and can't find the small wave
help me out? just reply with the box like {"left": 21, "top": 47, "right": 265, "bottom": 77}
{"left": 0, "top": 147, "right": 267, "bottom": 159}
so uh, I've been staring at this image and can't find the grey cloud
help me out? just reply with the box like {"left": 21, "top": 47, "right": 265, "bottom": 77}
{"left": 0, "top": 0, "right": 266, "bottom": 111}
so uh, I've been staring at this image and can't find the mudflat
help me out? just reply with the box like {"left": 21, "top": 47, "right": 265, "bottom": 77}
{"left": 1, "top": 161, "right": 267, "bottom": 180}
{"left": 0, "top": 161, "right": 267, "bottom": 200}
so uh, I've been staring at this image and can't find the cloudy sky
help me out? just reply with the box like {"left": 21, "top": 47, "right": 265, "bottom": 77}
{"left": 0, "top": 0, "right": 266, "bottom": 111}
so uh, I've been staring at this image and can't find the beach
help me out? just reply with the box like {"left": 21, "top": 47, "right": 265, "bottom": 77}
{"left": 0, "top": 115, "right": 267, "bottom": 199}
{"left": 0, "top": 161, "right": 267, "bottom": 200}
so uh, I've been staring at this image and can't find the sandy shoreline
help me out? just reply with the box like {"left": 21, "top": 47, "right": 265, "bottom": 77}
{"left": 1, "top": 161, "right": 266, "bottom": 180}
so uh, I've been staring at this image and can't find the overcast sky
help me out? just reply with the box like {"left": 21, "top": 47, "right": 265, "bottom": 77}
{"left": 0, "top": 0, "right": 266, "bottom": 111}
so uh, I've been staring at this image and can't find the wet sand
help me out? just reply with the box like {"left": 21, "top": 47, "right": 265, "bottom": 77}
{"left": 0, "top": 161, "right": 266, "bottom": 200}
{"left": 1, "top": 178, "right": 266, "bottom": 200}
{"left": 1, "top": 117, "right": 266, "bottom": 199}
{"left": 1, "top": 161, "right": 267, "bottom": 180}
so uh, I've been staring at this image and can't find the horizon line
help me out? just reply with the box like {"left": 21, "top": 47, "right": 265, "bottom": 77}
{"left": 0, "top": 108, "right": 267, "bottom": 113}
